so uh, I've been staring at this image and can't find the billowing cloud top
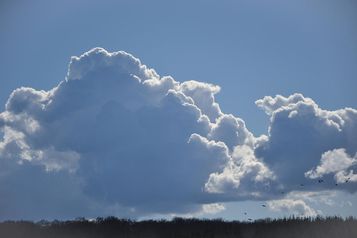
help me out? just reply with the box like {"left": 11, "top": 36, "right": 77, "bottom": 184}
{"left": 0, "top": 48, "right": 356, "bottom": 220}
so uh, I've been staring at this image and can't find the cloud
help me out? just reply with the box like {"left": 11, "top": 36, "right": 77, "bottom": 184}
{"left": 205, "top": 145, "right": 275, "bottom": 199}
{"left": 179, "top": 80, "right": 222, "bottom": 122}
{"left": 305, "top": 148, "right": 357, "bottom": 183}
{"left": 208, "top": 114, "right": 255, "bottom": 150}
{"left": 0, "top": 48, "right": 356, "bottom": 220}
{"left": 0, "top": 48, "right": 257, "bottom": 219}
{"left": 255, "top": 94, "right": 357, "bottom": 192}
{"left": 201, "top": 203, "right": 226, "bottom": 214}
{"left": 267, "top": 199, "right": 318, "bottom": 217}
{"left": 286, "top": 190, "right": 337, "bottom": 207}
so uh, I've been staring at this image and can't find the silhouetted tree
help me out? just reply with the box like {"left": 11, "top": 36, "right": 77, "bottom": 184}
{"left": 0, "top": 216, "right": 356, "bottom": 238}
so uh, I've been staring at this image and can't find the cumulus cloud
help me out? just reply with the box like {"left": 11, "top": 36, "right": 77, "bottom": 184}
{"left": 205, "top": 145, "right": 275, "bottom": 198}
{"left": 208, "top": 114, "right": 255, "bottom": 150}
{"left": 267, "top": 199, "right": 318, "bottom": 217}
{"left": 305, "top": 149, "right": 357, "bottom": 183}
{"left": 179, "top": 81, "right": 222, "bottom": 122}
{"left": 0, "top": 48, "right": 258, "bottom": 219}
{"left": 255, "top": 94, "right": 357, "bottom": 192}
{"left": 0, "top": 48, "right": 356, "bottom": 220}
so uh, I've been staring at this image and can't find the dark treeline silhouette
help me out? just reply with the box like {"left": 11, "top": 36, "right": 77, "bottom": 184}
{"left": 0, "top": 216, "right": 356, "bottom": 238}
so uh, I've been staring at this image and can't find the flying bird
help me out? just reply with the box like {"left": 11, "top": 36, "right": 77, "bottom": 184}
{"left": 318, "top": 179, "right": 324, "bottom": 183}
{"left": 262, "top": 204, "right": 266, "bottom": 208}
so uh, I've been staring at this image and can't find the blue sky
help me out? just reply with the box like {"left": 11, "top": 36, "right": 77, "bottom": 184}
{"left": 0, "top": 0, "right": 356, "bottom": 220}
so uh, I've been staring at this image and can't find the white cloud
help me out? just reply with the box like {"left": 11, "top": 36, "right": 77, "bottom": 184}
{"left": 255, "top": 94, "right": 312, "bottom": 116}
{"left": 179, "top": 80, "right": 222, "bottom": 122}
{"left": 286, "top": 191, "right": 337, "bottom": 207}
{"left": 305, "top": 148, "right": 357, "bottom": 183}
{"left": 201, "top": 203, "right": 226, "bottom": 214}
{"left": 267, "top": 199, "right": 318, "bottom": 217}
{"left": 205, "top": 145, "right": 275, "bottom": 197}
{"left": 208, "top": 114, "right": 255, "bottom": 150}
{"left": 334, "top": 170, "right": 357, "bottom": 184}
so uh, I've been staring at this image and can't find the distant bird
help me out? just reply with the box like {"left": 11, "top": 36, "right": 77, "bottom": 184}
{"left": 248, "top": 218, "right": 253, "bottom": 221}
{"left": 345, "top": 178, "right": 351, "bottom": 183}
{"left": 281, "top": 191, "right": 285, "bottom": 194}
{"left": 318, "top": 179, "right": 324, "bottom": 183}
{"left": 335, "top": 183, "right": 338, "bottom": 186}
{"left": 244, "top": 212, "right": 247, "bottom": 215}
{"left": 262, "top": 204, "right": 266, "bottom": 208}
{"left": 300, "top": 184, "right": 304, "bottom": 187}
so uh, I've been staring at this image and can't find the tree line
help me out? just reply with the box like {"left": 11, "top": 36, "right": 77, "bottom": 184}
{"left": 0, "top": 216, "right": 356, "bottom": 238}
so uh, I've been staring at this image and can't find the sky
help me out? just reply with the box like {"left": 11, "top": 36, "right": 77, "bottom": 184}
{"left": 0, "top": 0, "right": 356, "bottom": 221}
